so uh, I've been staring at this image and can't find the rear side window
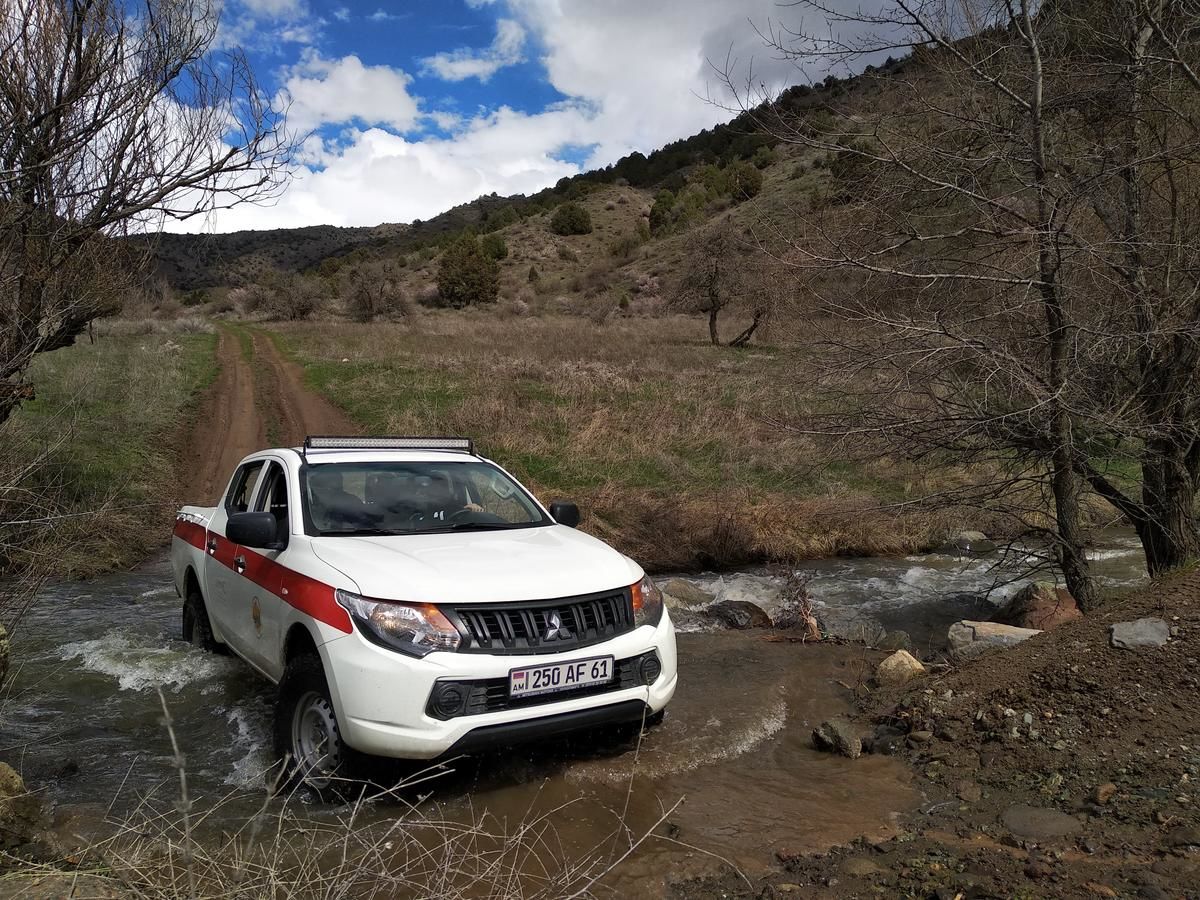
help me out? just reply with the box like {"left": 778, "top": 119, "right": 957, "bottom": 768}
{"left": 225, "top": 461, "right": 265, "bottom": 514}
{"left": 255, "top": 462, "right": 290, "bottom": 534}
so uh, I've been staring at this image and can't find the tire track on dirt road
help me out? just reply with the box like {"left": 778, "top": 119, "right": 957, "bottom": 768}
{"left": 249, "top": 329, "right": 359, "bottom": 446}
{"left": 179, "top": 326, "right": 359, "bottom": 505}
{"left": 181, "top": 328, "right": 267, "bottom": 506}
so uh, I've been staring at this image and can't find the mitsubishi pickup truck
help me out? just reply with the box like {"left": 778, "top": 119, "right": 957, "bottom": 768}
{"left": 170, "top": 436, "right": 676, "bottom": 792}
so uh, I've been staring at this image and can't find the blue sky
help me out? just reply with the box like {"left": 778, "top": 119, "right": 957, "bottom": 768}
{"left": 196, "top": 0, "right": 806, "bottom": 232}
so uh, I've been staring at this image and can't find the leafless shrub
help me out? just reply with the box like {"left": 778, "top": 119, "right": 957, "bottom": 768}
{"left": 771, "top": 569, "right": 821, "bottom": 641}
{"left": 53, "top": 694, "right": 691, "bottom": 900}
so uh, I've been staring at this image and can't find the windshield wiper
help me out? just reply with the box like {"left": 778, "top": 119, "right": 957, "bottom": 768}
{"left": 320, "top": 527, "right": 412, "bottom": 537}
{"left": 423, "top": 521, "right": 519, "bottom": 532}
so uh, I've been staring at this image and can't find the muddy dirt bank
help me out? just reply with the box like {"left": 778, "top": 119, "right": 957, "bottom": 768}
{"left": 671, "top": 571, "right": 1200, "bottom": 899}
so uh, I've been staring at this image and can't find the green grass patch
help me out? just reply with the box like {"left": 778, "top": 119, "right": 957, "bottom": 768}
{"left": 1, "top": 327, "right": 218, "bottom": 577}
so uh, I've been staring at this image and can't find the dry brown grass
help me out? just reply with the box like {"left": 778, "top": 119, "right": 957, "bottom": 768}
{"left": 271, "top": 314, "right": 954, "bottom": 570}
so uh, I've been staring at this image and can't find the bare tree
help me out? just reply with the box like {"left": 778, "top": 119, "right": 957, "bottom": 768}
{"left": 0, "top": 0, "right": 290, "bottom": 425}
{"left": 672, "top": 218, "right": 781, "bottom": 346}
{"left": 344, "top": 260, "right": 410, "bottom": 321}
{"left": 726, "top": 0, "right": 1200, "bottom": 607}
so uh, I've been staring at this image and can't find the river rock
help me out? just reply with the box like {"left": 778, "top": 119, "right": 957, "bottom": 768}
{"left": 1001, "top": 804, "right": 1082, "bottom": 840}
{"left": 703, "top": 599, "right": 772, "bottom": 630}
{"left": 864, "top": 725, "right": 906, "bottom": 756}
{"left": 949, "top": 530, "right": 998, "bottom": 554}
{"left": 660, "top": 579, "right": 714, "bottom": 607}
{"left": 710, "top": 573, "right": 785, "bottom": 621}
{"left": 994, "top": 582, "right": 1082, "bottom": 631}
{"left": 812, "top": 718, "right": 863, "bottom": 759}
{"left": 948, "top": 620, "right": 1042, "bottom": 660}
{"left": 875, "top": 650, "right": 926, "bottom": 688}
{"left": 1110, "top": 617, "right": 1170, "bottom": 650}
{"left": 0, "top": 762, "right": 47, "bottom": 850}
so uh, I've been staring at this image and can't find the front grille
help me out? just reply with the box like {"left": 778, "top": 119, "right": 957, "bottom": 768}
{"left": 426, "top": 652, "right": 655, "bottom": 720}
{"left": 447, "top": 588, "right": 635, "bottom": 655}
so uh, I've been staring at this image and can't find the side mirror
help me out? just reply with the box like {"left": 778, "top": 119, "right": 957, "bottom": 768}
{"left": 549, "top": 500, "right": 581, "bottom": 528}
{"left": 227, "top": 511, "right": 285, "bottom": 550}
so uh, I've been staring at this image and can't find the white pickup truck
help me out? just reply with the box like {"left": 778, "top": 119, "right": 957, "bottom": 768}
{"left": 170, "top": 436, "right": 676, "bottom": 790}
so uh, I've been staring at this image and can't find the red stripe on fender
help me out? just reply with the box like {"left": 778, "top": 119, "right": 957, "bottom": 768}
{"left": 239, "top": 551, "right": 352, "bottom": 634}
{"left": 173, "top": 518, "right": 352, "bottom": 634}
{"left": 173, "top": 518, "right": 208, "bottom": 551}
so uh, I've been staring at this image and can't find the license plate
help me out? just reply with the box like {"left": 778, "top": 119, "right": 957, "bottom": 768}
{"left": 509, "top": 655, "right": 614, "bottom": 698}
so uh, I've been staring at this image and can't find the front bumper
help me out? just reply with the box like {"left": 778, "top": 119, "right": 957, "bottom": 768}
{"left": 321, "top": 608, "right": 677, "bottom": 759}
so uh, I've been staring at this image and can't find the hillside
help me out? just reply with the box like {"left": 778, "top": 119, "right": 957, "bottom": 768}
{"left": 149, "top": 56, "right": 910, "bottom": 301}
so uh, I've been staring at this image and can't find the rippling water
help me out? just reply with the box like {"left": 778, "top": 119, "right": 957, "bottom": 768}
{"left": 0, "top": 532, "right": 1148, "bottom": 893}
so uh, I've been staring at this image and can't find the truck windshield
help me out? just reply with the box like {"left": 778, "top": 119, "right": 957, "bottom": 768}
{"left": 301, "top": 461, "right": 549, "bottom": 536}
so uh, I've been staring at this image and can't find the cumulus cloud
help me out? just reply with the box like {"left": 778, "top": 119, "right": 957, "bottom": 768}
{"left": 275, "top": 50, "right": 421, "bottom": 136}
{"left": 421, "top": 18, "right": 526, "bottom": 82}
{"left": 181, "top": 0, "right": 837, "bottom": 232}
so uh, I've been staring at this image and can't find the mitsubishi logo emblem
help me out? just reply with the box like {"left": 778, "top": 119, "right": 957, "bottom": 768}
{"left": 543, "top": 610, "right": 573, "bottom": 641}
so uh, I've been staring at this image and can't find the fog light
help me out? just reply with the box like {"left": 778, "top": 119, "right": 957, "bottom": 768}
{"left": 638, "top": 654, "right": 662, "bottom": 685}
{"left": 433, "top": 684, "right": 466, "bottom": 718}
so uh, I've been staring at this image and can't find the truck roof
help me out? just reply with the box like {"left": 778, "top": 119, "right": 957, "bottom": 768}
{"left": 288, "top": 447, "right": 482, "bottom": 465}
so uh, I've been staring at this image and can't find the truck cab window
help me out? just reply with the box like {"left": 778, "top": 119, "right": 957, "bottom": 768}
{"left": 256, "top": 463, "right": 289, "bottom": 537}
{"left": 226, "top": 461, "right": 265, "bottom": 513}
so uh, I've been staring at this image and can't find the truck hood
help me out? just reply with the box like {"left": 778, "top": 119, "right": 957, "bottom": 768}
{"left": 308, "top": 525, "right": 643, "bottom": 604}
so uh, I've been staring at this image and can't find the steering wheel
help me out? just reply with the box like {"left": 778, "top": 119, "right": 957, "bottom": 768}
{"left": 447, "top": 507, "right": 477, "bottom": 522}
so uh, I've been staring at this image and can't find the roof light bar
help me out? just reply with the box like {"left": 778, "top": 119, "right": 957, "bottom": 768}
{"left": 304, "top": 436, "right": 474, "bottom": 454}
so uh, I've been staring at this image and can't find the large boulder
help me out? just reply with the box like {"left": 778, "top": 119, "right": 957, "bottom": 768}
{"left": 703, "top": 599, "right": 772, "bottom": 630}
{"left": 948, "top": 620, "right": 1042, "bottom": 660}
{"left": 660, "top": 579, "right": 715, "bottom": 608}
{"left": 875, "top": 649, "right": 926, "bottom": 688}
{"left": 994, "top": 582, "right": 1082, "bottom": 631}
{"left": 0, "top": 763, "right": 47, "bottom": 851}
{"left": 812, "top": 718, "right": 863, "bottom": 759}
{"left": 711, "top": 574, "right": 785, "bottom": 621}
{"left": 1110, "top": 617, "right": 1171, "bottom": 650}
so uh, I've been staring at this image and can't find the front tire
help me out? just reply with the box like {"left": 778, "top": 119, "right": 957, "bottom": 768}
{"left": 275, "top": 654, "right": 349, "bottom": 798}
{"left": 182, "top": 587, "right": 222, "bottom": 653}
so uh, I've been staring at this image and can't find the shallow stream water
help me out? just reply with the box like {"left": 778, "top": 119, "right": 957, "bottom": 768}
{"left": 0, "top": 532, "right": 1150, "bottom": 895}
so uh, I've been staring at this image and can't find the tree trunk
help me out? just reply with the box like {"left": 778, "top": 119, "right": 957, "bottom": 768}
{"left": 728, "top": 309, "right": 765, "bottom": 348}
{"left": 1052, "top": 453, "right": 1100, "bottom": 612}
{"left": 1137, "top": 440, "right": 1200, "bottom": 576}
{"left": 708, "top": 306, "right": 720, "bottom": 345}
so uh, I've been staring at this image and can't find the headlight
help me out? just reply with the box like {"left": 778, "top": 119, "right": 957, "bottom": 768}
{"left": 631, "top": 575, "right": 664, "bottom": 628}
{"left": 334, "top": 589, "right": 461, "bottom": 656}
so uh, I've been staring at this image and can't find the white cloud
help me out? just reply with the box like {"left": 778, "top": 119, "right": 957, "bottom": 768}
{"left": 180, "top": 0, "right": 830, "bottom": 233}
{"left": 421, "top": 18, "right": 525, "bottom": 82}
{"left": 217, "top": 0, "right": 322, "bottom": 50}
{"left": 332, "top": 6, "right": 350, "bottom": 21}
{"left": 203, "top": 116, "right": 581, "bottom": 230}
{"left": 275, "top": 50, "right": 421, "bottom": 136}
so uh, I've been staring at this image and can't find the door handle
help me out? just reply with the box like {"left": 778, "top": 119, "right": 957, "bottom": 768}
{"left": 206, "top": 537, "right": 217, "bottom": 555}
{"left": 234, "top": 555, "right": 247, "bottom": 574}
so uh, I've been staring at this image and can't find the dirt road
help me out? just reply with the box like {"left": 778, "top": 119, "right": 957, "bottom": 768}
{"left": 181, "top": 326, "right": 359, "bottom": 504}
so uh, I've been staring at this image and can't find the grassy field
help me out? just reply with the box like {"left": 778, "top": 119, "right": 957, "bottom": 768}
{"left": 0, "top": 321, "right": 218, "bottom": 579}
{"left": 271, "top": 313, "right": 953, "bottom": 571}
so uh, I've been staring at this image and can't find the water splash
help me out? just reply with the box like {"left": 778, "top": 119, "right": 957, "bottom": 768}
{"left": 59, "top": 631, "right": 232, "bottom": 692}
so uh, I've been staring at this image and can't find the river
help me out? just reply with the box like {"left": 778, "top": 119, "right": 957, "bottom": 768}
{"left": 0, "top": 532, "right": 1149, "bottom": 896}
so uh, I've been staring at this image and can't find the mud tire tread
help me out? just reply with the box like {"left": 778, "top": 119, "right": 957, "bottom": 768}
{"left": 275, "top": 654, "right": 355, "bottom": 800}
{"left": 182, "top": 588, "right": 223, "bottom": 654}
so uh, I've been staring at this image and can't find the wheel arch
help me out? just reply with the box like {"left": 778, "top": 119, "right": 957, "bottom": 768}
{"left": 283, "top": 622, "right": 321, "bottom": 666}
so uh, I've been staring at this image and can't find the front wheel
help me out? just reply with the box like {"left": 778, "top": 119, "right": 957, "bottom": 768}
{"left": 182, "top": 587, "right": 222, "bottom": 653}
{"left": 275, "top": 654, "right": 349, "bottom": 798}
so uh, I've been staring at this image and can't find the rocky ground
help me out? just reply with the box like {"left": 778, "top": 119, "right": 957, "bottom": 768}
{"left": 671, "top": 570, "right": 1200, "bottom": 899}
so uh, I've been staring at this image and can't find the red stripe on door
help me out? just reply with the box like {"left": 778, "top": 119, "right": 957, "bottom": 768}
{"left": 173, "top": 519, "right": 352, "bottom": 634}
